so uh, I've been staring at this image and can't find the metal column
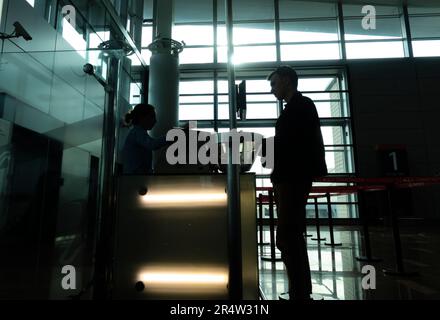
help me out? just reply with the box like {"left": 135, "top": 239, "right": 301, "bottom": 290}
{"left": 225, "top": 0, "right": 243, "bottom": 300}
{"left": 93, "top": 57, "right": 121, "bottom": 299}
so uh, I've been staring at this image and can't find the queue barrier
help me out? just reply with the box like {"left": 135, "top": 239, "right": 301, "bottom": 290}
{"left": 256, "top": 176, "right": 440, "bottom": 275}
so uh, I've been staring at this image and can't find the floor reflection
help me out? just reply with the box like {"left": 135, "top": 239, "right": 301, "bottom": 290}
{"left": 258, "top": 225, "right": 440, "bottom": 300}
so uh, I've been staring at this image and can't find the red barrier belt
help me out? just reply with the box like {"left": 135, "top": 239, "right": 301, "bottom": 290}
{"left": 256, "top": 176, "right": 440, "bottom": 200}
{"left": 316, "top": 176, "right": 440, "bottom": 185}
{"left": 257, "top": 185, "right": 385, "bottom": 193}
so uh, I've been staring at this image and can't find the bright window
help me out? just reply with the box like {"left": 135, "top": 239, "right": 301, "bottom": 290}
{"left": 346, "top": 41, "right": 405, "bottom": 59}
{"left": 409, "top": 10, "right": 440, "bottom": 57}
{"left": 343, "top": 5, "right": 406, "bottom": 59}
{"left": 281, "top": 43, "right": 340, "bottom": 61}
{"left": 179, "top": 47, "right": 214, "bottom": 64}
{"left": 62, "top": 19, "right": 86, "bottom": 58}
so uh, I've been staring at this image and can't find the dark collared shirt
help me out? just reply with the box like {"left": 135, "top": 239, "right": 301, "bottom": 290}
{"left": 271, "top": 91, "right": 328, "bottom": 183}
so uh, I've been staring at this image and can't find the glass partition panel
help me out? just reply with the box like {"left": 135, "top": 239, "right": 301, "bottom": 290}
{"left": 0, "top": 0, "right": 137, "bottom": 299}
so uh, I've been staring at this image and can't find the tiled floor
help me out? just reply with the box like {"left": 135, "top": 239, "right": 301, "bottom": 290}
{"left": 258, "top": 224, "right": 440, "bottom": 300}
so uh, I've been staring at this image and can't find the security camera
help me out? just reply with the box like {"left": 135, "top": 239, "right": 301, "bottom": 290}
{"left": 83, "top": 63, "right": 112, "bottom": 92}
{"left": 13, "top": 22, "right": 32, "bottom": 41}
{"left": 83, "top": 63, "right": 95, "bottom": 76}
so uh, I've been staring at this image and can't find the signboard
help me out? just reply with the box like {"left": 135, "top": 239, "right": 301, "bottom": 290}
{"left": 376, "top": 145, "right": 409, "bottom": 177}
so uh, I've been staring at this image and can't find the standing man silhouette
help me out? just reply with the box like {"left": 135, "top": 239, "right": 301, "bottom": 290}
{"left": 267, "top": 66, "right": 327, "bottom": 300}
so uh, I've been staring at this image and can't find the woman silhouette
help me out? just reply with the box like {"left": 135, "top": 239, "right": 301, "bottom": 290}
{"left": 122, "top": 104, "right": 169, "bottom": 175}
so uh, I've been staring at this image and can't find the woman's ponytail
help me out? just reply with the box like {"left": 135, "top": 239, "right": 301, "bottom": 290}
{"left": 123, "top": 104, "right": 155, "bottom": 127}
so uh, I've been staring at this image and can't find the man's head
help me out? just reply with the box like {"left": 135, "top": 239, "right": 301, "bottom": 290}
{"left": 267, "top": 66, "right": 298, "bottom": 101}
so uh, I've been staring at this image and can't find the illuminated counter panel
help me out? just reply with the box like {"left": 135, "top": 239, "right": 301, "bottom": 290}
{"left": 113, "top": 174, "right": 258, "bottom": 299}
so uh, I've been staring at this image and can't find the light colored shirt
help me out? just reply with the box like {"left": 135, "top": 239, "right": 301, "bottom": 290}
{"left": 122, "top": 125, "right": 168, "bottom": 175}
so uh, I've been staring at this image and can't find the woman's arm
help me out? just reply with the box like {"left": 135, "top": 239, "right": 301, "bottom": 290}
{"left": 135, "top": 130, "right": 168, "bottom": 151}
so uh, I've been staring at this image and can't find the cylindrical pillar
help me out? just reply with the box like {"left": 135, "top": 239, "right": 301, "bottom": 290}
{"left": 148, "top": 52, "right": 179, "bottom": 137}
{"left": 147, "top": 0, "right": 182, "bottom": 171}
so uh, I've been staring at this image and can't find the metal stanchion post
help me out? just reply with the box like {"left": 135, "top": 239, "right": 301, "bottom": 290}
{"left": 330, "top": 249, "right": 338, "bottom": 299}
{"left": 305, "top": 198, "right": 313, "bottom": 237}
{"left": 383, "top": 186, "right": 418, "bottom": 276}
{"left": 269, "top": 190, "right": 276, "bottom": 261}
{"left": 356, "top": 190, "right": 382, "bottom": 262}
{"left": 324, "top": 193, "right": 342, "bottom": 247}
{"left": 261, "top": 189, "right": 282, "bottom": 262}
{"left": 258, "top": 194, "right": 264, "bottom": 246}
{"left": 311, "top": 197, "right": 326, "bottom": 242}
{"left": 258, "top": 194, "right": 269, "bottom": 247}
{"left": 310, "top": 234, "right": 325, "bottom": 301}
